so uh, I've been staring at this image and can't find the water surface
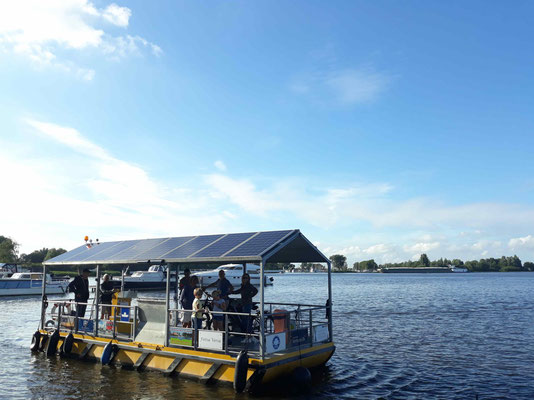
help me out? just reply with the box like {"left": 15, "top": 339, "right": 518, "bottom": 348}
{"left": 1, "top": 273, "right": 534, "bottom": 399}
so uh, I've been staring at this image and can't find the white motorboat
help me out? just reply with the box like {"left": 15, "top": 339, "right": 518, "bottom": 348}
{"left": 111, "top": 265, "right": 177, "bottom": 291}
{"left": 194, "top": 264, "right": 273, "bottom": 287}
{"left": 449, "top": 265, "right": 469, "bottom": 272}
{"left": 0, "top": 272, "right": 69, "bottom": 296}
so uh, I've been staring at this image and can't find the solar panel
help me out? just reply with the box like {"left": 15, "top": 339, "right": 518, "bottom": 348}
{"left": 224, "top": 230, "right": 294, "bottom": 257}
{"left": 111, "top": 237, "right": 168, "bottom": 260}
{"left": 44, "top": 230, "right": 312, "bottom": 265}
{"left": 193, "top": 232, "right": 256, "bottom": 258}
{"left": 44, "top": 244, "right": 90, "bottom": 263}
{"left": 136, "top": 236, "right": 195, "bottom": 260}
{"left": 163, "top": 234, "right": 224, "bottom": 259}
{"left": 83, "top": 240, "right": 141, "bottom": 261}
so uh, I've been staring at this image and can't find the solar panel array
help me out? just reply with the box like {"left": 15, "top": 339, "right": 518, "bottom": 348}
{"left": 45, "top": 230, "right": 296, "bottom": 265}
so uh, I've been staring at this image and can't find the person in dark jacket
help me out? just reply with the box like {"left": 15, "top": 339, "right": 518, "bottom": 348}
{"left": 68, "top": 268, "right": 90, "bottom": 318}
{"left": 231, "top": 273, "right": 258, "bottom": 333}
{"left": 100, "top": 274, "right": 116, "bottom": 318}
{"left": 180, "top": 274, "right": 198, "bottom": 327}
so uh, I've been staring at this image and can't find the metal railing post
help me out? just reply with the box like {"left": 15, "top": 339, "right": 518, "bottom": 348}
{"left": 165, "top": 263, "right": 170, "bottom": 347}
{"left": 133, "top": 306, "right": 138, "bottom": 341}
{"left": 327, "top": 260, "right": 333, "bottom": 341}
{"left": 224, "top": 314, "right": 229, "bottom": 355}
{"left": 40, "top": 265, "right": 47, "bottom": 330}
{"left": 95, "top": 265, "right": 101, "bottom": 336}
{"left": 309, "top": 309, "right": 313, "bottom": 345}
{"left": 259, "top": 258, "right": 265, "bottom": 359}
{"left": 57, "top": 303, "right": 63, "bottom": 331}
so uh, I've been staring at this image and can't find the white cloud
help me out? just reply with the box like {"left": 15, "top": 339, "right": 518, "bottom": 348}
{"left": 403, "top": 242, "right": 440, "bottom": 253}
{"left": 102, "top": 4, "right": 131, "bottom": 27}
{"left": 325, "top": 69, "right": 390, "bottom": 105}
{"left": 291, "top": 67, "right": 391, "bottom": 106}
{"left": 509, "top": 235, "right": 534, "bottom": 250}
{"left": 0, "top": 119, "right": 230, "bottom": 253}
{"left": 0, "top": 1, "right": 161, "bottom": 79}
{"left": 5, "top": 118, "right": 534, "bottom": 265}
{"left": 214, "top": 160, "right": 227, "bottom": 172}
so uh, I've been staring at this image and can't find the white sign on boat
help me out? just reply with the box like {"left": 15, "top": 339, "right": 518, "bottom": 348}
{"left": 266, "top": 332, "right": 286, "bottom": 354}
{"left": 198, "top": 330, "right": 224, "bottom": 351}
{"left": 313, "top": 324, "right": 329, "bottom": 343}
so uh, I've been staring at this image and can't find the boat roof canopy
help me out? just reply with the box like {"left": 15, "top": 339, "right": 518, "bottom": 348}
{"left": 43, "top": 229, "right": 330, "bottom": 267}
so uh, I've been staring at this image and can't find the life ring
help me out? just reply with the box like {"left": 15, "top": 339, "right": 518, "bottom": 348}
{"left": 233, "top": 350, "right": 249, "bottom": 393}
{"left": 45, "top": 320, "right": 55, "bottom": 328}
{"left": 30, "top": 330, "right": 41, "bottom": 352}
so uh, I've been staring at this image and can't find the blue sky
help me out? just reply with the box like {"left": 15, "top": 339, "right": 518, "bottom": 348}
{"left": 1, "top": 1, "right": 534, "bottom": 265}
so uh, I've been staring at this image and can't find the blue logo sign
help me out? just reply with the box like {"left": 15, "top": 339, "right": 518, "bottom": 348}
{"left": 120, "top": 308, "right": 130, "bottom": 322}
{"left": 272, "top": 335, "right": 280, "bottom": 350}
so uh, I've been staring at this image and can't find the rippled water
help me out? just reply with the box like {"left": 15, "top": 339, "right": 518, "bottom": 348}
{"left": 1, "top": 273, "right": 534, "bottom": 399}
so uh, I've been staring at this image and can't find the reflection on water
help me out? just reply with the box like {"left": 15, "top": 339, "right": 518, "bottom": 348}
{"left": 2, "top": 273, "right": 534, "bottom": 399}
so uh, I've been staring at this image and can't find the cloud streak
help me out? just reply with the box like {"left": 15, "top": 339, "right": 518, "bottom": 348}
{"left": 3, "top": 118, "right": 534, "bottom": 266}
{"left": 291, "top": 67, "right": 391, "bottom": 106}
{"left": 0, "top": 0, "right": 161, "bottom": 80}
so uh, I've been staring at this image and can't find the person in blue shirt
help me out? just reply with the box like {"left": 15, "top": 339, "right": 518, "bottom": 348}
{"left": 205, "top": 270, "right": 234, "bottom": 303}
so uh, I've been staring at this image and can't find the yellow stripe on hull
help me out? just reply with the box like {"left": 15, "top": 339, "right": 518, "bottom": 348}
{"left": 43, "top": 330, "right": 334, "bottom": 389}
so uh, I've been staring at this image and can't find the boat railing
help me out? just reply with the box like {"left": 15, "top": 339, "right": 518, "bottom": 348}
{"left": 167, "top": 306, "right": 262, "bottom": 356}
{"left": 46, "top": 301, "right": 138, "bottom": 342}
{"left": 262, "top": 303, "right": 332, "bottom": 351}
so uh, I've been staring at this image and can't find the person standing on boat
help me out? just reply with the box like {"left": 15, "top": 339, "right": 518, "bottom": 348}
{"left": 179, "top": 272, "right": 196, "bottom": 328}
{"left": 205, "top": 269, "right": 234, "bottom": 303}
{"left": 179, "top": 268, "right": 191, "bottom": 291}
{"left": 100, "top": 274, "right": 115, "bottom": 319}
{"left": 231, "top": 273, "right": 258, "bottom": 333}
{"left": 67, "top": 268, "right": 90, "bottom": 318}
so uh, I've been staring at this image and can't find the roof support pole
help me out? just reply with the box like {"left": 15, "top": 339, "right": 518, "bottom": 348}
{"left": 164, "top": 262, "right": 170, "bottom": 347}
{"left": 40, "top": 264, "right": 47, "bottom": 330}
{"left": 121, "top": 266, "right": 125, "bottom": 293}
{"left": 259, "top": 257, "right": 265, "bottom": 360}
{"left": 327, "top": 260, "right": 333, "bottom": 341}
{"left": 174, "top": 264, "right": 179, "bottom": 324}
{"left": 95, "top": 264, "right": 101, "bottom": 337}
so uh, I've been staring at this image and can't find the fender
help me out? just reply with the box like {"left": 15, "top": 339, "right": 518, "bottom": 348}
{"left": 233, "top": 350, "right": 249, "bottom": 393}
{"left": 30, "top": 330, "right": 41, "bottom": 352}
{"left": 46, "top": 329, "right": 60, "bottom": 357}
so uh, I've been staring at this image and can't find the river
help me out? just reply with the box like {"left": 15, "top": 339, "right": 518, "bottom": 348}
{"left": 1, "top": 272, "right": 534, "bottom": 399}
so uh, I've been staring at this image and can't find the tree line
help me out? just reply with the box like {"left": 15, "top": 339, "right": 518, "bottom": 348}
{"left": 0, "top": 235, "right": 66, "bottom": 266}
{"left": 329, "top": 253, "right": 534, "bottom": 273}
{"left": 3, "top": 235, "right": 533, "bottom": 274}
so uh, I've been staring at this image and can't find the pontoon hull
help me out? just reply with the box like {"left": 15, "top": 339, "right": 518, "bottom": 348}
{"left": 41, "top": 331, "right": 334, "bottom": 390}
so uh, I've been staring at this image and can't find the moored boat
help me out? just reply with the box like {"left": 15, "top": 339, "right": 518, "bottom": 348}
{"left": 194, "top": 264, "right": 273, "bottom": 287}
{"left": 110, "top": 265, "right": 177, "bottom": 291}
{"left": 0, "top": 272, "right": 69, "bottom": 296}
{"left": 35, "top": 229, "right": 335, "bottom": 393}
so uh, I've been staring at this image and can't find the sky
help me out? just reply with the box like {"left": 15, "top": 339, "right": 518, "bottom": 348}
{"left": 1, "top": 0, "right": 534, "bottom": 265}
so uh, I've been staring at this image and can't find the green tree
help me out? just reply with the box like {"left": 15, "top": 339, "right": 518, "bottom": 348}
{"left": 44, "top": 248, "right": 67, "bottom": 261}
{"left": 329, "top": 254, "right": 347, "bottom": 271}
{"left": 523, "top": 262, "right": 534, "bottom": 271}
{"left": 419, "top": 254, "right": 430, "bottom": 267}
{"left": 0, "top": 236, "right": 19, "bottom": 262}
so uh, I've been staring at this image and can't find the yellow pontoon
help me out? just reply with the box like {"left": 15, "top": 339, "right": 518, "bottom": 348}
{"left": 34, "top": 230, "right": 335, "bottom": 393}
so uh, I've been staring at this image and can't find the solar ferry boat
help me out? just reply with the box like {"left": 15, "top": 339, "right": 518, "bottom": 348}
{"left": 33, "top": 230, "right": 335, "bottom": 393}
